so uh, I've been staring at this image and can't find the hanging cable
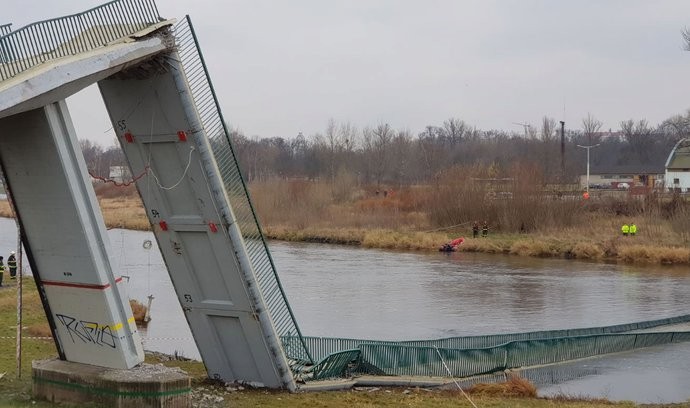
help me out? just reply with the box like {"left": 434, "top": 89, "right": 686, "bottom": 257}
{"left": 421, "top": 220, "right": 472, "bottom": 233}
{"left": 434, "top": 346, "right": 478, "bottom": 408}
{"left": 88, "top": 166, "right": 149, "bottom": 187}
{"left": 148, "top": 145, "right": 195, "bottom": 190}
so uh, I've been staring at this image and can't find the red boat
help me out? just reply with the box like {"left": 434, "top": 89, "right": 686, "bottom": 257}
{"left": 439, "top": 237, "right": 465, "bottom": 252}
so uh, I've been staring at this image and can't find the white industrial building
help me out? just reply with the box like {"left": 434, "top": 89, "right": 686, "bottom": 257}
{"left": 665, "top": 138, "right": 690, "bottom": 192}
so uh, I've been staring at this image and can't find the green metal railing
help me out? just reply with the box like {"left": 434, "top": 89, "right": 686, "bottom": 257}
{"left": 286, "top": 314, "right": 690, "bottom": 381}
{"left": 298, "top": 313, "right": 690, "bottom": 361}
{"left": 173, "top": 16, "right": 313, "bottom": 365}
{"left": 0, "top": 0, "right": 160, "bottom": 81}
{"left": 356, "top": 331, "right": 690, "bottom": 378}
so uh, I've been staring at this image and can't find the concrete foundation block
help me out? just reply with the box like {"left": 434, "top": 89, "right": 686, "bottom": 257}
{"left": 32, "top": 358, "right": 191, "bottom": 408}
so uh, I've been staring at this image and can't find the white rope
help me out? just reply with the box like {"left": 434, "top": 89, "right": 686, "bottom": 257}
{"left": 422, "top": 221, "right": 472, "bottom": 233}
{"left": 434, "top": 346, "right": 478, "bottom": 408}
{"left": 148, "top": 146, "right": 195, "bottom": 190}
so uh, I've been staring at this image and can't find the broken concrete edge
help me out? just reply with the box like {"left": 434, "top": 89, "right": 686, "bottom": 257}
{"left": 297, "top": 370, "right": 517, "bottom": 392}
{"left": 298, "top": 375, "right": 458, "bottom": 392}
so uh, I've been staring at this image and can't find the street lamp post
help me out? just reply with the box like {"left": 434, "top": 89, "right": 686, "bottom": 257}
{"left": 576, "top": 143, "right": 600, "bottom": 193}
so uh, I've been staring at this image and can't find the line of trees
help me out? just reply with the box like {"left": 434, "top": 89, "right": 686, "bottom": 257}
{"left": 81, "top": 110, "right": 690, "bottom": 188}
{"left": 227, "top": 112, "right": 689, "bottom": 187}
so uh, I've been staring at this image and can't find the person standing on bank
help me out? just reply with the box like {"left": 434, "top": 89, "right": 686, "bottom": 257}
{"left": 8, "top": 251, "right": 17, "bottom": 279}
{"left": 472, "top": 221, "right": 479, "bottom": 238}
{"left": 482, "top": 221, "right": 489, "bottom": 237}
{"left": 0, "top": 256, "right": 4, "bottom": 287}
{"left": 621, "top": 224, "right": 629, "bottom": 236}
{"left": 629, "top": 223, "right": 637, "bottom": 237}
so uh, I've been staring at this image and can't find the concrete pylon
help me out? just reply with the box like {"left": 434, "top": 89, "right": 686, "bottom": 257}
{"left": 0, "top": 101, "right": 144, "bottom": 369}
{"left": 98, "top": 52, "right": 296, "bottom": 389}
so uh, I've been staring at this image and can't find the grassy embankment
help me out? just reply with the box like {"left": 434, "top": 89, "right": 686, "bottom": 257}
{"left": 0, "top": 279, "right": 662, "bottom": 407}
{"left": 1, "top": 178, "right": 688, "bottom": 266}
{"left": 240, "top": 177, "right": 690, "bottom": 266}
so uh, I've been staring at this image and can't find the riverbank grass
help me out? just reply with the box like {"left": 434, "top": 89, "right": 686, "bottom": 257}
{"left": 1, "top": 188, "right": 689, "bottom": 265}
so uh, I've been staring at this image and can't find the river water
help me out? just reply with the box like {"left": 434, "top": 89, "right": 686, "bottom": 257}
{"left": 1, "top": 218, "right": 689, "bottom": 403}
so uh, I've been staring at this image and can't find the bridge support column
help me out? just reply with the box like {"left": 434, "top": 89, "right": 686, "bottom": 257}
{"left": 33, "top": 358, "right": 190, "bottom": 408}
{"left": 0, "top": 101, "right": 144, "bottom": 369}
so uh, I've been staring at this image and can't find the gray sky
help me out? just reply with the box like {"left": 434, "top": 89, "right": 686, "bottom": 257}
{"left": 4, "top": 1, "right": 690, "bottom": 146}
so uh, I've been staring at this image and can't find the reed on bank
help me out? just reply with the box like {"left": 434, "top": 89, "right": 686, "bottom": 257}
{"left": 0, "top": 177, "right": 688, "bottom": 265}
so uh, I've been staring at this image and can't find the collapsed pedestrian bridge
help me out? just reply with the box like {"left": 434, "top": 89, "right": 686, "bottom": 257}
{"left": 1, "top": 0, "right": 689, "bottom": 392}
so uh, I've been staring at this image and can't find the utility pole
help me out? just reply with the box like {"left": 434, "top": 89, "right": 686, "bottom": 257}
{"left": 561, "top": 121, "right": 565, "bottom": 183}
{"left": 576, "top": 143, "right": 600, "bottom": 192}
{"left": 512, "top": 122, "right": 530, "bottom": 138}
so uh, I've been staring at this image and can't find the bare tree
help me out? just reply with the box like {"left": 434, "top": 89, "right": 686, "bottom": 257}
{"left": 582, "top": 113, "right": 603, "bottom": 145}
{"left": 372, "top": 123, "right": 394, "bottom": 187}
{"left": 360, "top": 126, "right": 375, "bottom": 184}
{"left": 442, "top": 118, "right": 467, "bottom": 145}
{"left": 540, "top": 116, "right": 556, "bottom": 142}
{"left": 339, "top": 121, "right": 358, "bottom": 176}
{"left": 80, "top": 139, "right": 104, "bottom": 175}
{"left": 661, "top": 113, "right": 690, "bottom": 142}
{"left": 536, "top": 116, "right": 559, "bottom": 181}
{"left": 391, "top": 129, "right": 413, "bottom": 187}
{"left": 325, "top": 118, "right": 340, "bottom": 185}
{"left": 683, "top": 27, "right": 690, "bottom": 51}
{"left": 620, "top": 119, "right": 654, "bottom": 163}
{"left": 339, "top": 121, "right": 357, "bottom": 152}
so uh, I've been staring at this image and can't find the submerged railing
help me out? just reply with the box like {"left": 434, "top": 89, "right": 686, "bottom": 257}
{"left": 0, "top": 0, "right": 161, "bottom": 81}
{"left": 173, "top": 16, "right": 313, "bottom": 366}
{"left": 287, "top": 314, "right": 690, "bottom": 381}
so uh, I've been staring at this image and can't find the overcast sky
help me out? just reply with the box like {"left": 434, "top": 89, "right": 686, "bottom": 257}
{"left": 4, "top": 1, "right": 690, "bottom": 146}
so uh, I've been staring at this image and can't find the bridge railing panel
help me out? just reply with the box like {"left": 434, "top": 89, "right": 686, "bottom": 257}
{"left": 0, "top": 0, "right": 161, "bottom": 81}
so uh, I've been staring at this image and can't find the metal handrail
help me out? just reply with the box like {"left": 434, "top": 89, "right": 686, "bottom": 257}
{"left": 0, "top": 0, "right": 161, "bottom": 81}
{"left": 174, "top": 16, "right": 314, "bottom": 366}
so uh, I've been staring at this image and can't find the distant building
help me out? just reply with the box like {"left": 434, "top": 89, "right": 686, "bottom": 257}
{"left": 665, "top": 138, "right": 690, "bottom": 192}
{"left": 108, "top": 166, "right": 131, "bottom": 183}
{"left": 579, "top": 165, "right": 665, "bottom": 190}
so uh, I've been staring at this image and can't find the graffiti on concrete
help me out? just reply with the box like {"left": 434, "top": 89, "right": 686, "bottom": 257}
{"left": 56, "top": 314, "right": 117, "bottom": 348}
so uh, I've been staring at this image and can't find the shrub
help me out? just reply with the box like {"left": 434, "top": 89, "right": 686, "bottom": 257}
{"left": 468, "top": 374, "right": 537, "bottom": 397}
{"left": 572, "top": 242, "right": 604, "bottom": 260}
{"left": 130, "top": 299, "right": 148, "bottom": 325}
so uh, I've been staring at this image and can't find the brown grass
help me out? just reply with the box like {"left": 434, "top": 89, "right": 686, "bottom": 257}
{"left": 361, "top": 230, "right": 450, "bottom": 250}
{"left": 618, "top": 245, "right": 690, "bottom": 265}
{"left": 460, "top": 237, "right": 509, "bottom": 254}
{"left": 99, "top": 196, "right": 149, "bottom": 231}
{"left": 129, "top": 299, "right": 148, "bottom": 325}
{"left": 2, "top": 177, "right": 689, "bottom": 266}
{"left": 509, "top": 239, "right": 563, "bottom": 257}
{"left": 263, "top": 226, "right": 364, "bottom": 245}
{"left": 571, "top": 242, "right": 605, "bottom": 260}
{"left": 25, "top": 323, "right": 52, "bottom": 339}
{"left": 0, "top": 184, "right": 150, "bottom": 231}
{"left": 468, "top": 375, "right": 538, "bottom": 398}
